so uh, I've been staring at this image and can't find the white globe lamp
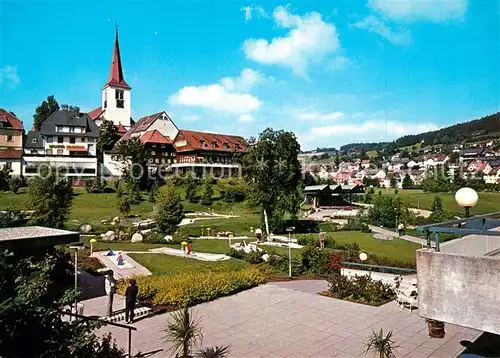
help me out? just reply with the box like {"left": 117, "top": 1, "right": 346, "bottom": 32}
{"left": 455, "top": 187, "right": 478, "bottom": 217}
{"left": 359, "top": 252, "right": 368, "bottom": 262}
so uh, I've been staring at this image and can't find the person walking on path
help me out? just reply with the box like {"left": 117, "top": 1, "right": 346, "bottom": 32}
{"left": 398, "top": 222, "right": 405, "bottom": 237}
{"left": 104, "top": 270, "right": 116, "bottom": 317}
{"left": 125, "top": 279, "right": 139, "bottom": 324}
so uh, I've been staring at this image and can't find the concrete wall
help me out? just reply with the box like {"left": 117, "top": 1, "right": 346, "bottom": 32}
{"left": 440, "top": 226, "right": 500, "bottom": 256}
{"left": 417, "top": 248, "right": 500, "bottom": 334}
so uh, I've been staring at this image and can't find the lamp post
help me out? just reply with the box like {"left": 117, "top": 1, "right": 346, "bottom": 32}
{"left": 69, "top": 242, "right": 84, "bottom": 320}
{"left": 89, "top": 238, "right": 97, "bottom": 255}
{"left": 286, "top": 227, "right": 295, "bottom": 277}
{"left": 455, "top": 187, "right": 478, "bottom": 218}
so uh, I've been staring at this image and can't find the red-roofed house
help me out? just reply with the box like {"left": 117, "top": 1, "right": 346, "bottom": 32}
{"left": 0, "top": 109, "right": 24, "bottom": 175}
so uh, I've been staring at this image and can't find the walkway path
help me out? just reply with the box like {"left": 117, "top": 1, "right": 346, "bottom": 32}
{"left": 369, "top": 225, "right": 431, "bottom": 246}
{"left": 95, "top": 281, "right": 480, "bottom": 357}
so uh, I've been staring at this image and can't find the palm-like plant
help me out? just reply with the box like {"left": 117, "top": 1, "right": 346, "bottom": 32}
{"left": 196, "top": 345, "right": 230, "bottom": 358}
{"left": 165, "top": 307, "right": 203, "bottom": 358}
{"left": 365, "top": 329, "right": 398, "bottom": 358}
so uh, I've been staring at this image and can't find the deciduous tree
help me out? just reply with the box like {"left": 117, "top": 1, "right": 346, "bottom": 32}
{"left": 240, "top": 128, "right": 301, "bottom": 232}
{"left": 33, "top": 95, "right": 59, "bottom": 130}
{"left": 154, "top": 185, "right": 184, "bottom": 234}
{"left": 28, "top": 166, "right": 73, "bottom": 228}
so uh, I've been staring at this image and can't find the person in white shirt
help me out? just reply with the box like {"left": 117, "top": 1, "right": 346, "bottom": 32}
{"left": 398, "top": 222, "right": 405, "bottom": 237}
{"left": 104, "top": 270, "right": 116, "bottom": 317}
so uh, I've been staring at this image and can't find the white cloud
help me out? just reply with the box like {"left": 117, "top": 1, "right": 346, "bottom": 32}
{"left": 368, "top": 0, "right": 468, "bottom": 22}
{"left": 241, "top": 5, "right": 269, "bottom": 22}
{"left": 298, "top": 118, "right": 439, "bottom": 150}
{"left": 242, "top": 6, "right": 341, "bottom": 75}
{"left": 182, "top": 115, "right": 200, "bottom": 121}
{"left": 0, "top": 65, "right": 20, "bottom": 88}
{"left": 327, "top": 56, "right": 350, "bottom": 70}
{"left": 352, "top": 15, "right": 411, "bottom": 45}
{"left": 220, "top": 68, "right": 266, "bottom": 92}
{"left": 169, "top": 69, "right": 264, "bottom": 114}
{"left": 295, "top": 111, "right": 344, "bottom": 121}
{"left": 239, "top": 114, "right": 255, "bottom": 122}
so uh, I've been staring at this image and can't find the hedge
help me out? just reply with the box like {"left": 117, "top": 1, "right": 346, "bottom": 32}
{"left": 117, "top": 267, "right": 266, "bottom": 306}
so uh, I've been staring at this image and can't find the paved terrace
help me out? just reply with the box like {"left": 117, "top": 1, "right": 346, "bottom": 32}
{"left": 95, "top": 281, "right": 479, "bottom": 357}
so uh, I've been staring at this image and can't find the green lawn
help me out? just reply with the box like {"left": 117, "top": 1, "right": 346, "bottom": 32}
{"left": 128, "top": 253, "right": 248, "bottom": 275}
{"left": 296, "top": 231, "right": 420, "bottom": 264}
{"left": 378, "top": 188, "right": 500, "bottom": 215}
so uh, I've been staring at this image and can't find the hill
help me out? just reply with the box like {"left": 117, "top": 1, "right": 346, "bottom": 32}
{"left": 339, "top": 112, "right": 500, "bottom": 154}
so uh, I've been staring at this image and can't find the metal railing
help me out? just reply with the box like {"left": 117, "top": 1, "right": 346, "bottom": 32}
{"left": 340, "top": 261, "right": 417, "bottom": 273}
{"left": 58, "top": 310, "right": 137, "bottom": 357}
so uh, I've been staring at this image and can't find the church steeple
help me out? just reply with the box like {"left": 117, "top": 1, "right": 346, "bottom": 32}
{"left": 104, "top": 28, "right": 131, "bottom": 89}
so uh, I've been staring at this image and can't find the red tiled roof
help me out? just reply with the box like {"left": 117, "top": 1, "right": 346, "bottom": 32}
{"left": 88, "top": 106, "right": 105, "bottom": 120}
{"left": 140, "top": 130, "right": 171, "bottom": 144}
{"left": 118, "top": 112, "right": 164, "bottom": 142}
{"left": 0, "top": 149, "right": 22, "bottom": 159}
{"left": 116, "top": 123, "right": 127, "bottom": 134}
{"left": 0, "top": 109, "right": 23, "bottom": 130}
{"left": 173, "top": 129, "right": 246, "bottom": 153}
{"left": 488, "top": 167, "right": 500, "bottom": 175}
{"left": 104, "top": 29, "right": 131, "bottom": 90}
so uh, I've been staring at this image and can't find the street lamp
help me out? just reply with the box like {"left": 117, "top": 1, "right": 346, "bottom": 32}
{"left": 359, "top": 252, "right": 368, "bottom": 262}
{"left": 455, "top": 187, "right": 478, "bottom": 218}
{"left": 69, "top": 242, "right": 85, "bottom": 320}
{"left": 285, "top": 227, "right": 295, "bottom": 277}
{"left": 89, "top": 238, "right": 97, "bottom": 255}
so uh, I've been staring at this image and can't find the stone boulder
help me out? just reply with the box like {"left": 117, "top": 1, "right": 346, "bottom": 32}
{"left": 261, "top": 254, "right": 270, "bottom": 262}
{"left": 101, "top": 230, "right": 116, "bottom": 241}
{"left": 79, "top": 223, "right": 92, "bottom": 233}
{"left": 131, "top": 232, "right": 143, "bottom": 243}
{"left": 164, "top": 235, "right": 173, "bottom": 242}
{"left": 101, "top": 219, "right": 108, "bottom": 224}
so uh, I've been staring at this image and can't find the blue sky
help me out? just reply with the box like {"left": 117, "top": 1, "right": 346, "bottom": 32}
{"left": 1, "top": 0, "right": 498, "bottom": 150}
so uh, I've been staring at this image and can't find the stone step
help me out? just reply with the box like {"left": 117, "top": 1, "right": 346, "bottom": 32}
{"left": 101, "top": 306, "right": 152, "bottom": 323}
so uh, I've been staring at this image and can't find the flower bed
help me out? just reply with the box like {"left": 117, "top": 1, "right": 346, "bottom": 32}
{"left": 117, "top": 267, "right": 266, "bottom": 307}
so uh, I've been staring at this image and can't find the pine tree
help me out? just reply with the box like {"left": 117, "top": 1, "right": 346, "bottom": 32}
{"left": 200, "top": 180, "right": 214, "bottom": 206}
{"left": 402, "top": 174, "right": 414, "bottom": 189}
{"left": 154, "top": 185, "right": 184, "bottom": 234}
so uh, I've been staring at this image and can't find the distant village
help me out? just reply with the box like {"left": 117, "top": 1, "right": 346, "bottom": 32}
{"left": 299, "top": 139, "right": 500, "bottom": 188}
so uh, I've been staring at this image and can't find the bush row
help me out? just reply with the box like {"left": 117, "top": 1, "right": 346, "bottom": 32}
{"left": 117, "top": 267, "right": 266, "bottom": 306}
{"left": 327, "top": 273, "right": 394, "bottom": 306}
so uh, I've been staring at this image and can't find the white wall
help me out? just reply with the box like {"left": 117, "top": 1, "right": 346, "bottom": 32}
{"left": 103, "top": 152, "right": 126, "bottom": 177}
{"left": 147, "top": 113, "right": 179, "bottom": 141}
{"left": 43, "top": 136, "right": 97, "bottom": 156}
{"left": 102, "top": 86, "right": 131, "bottom": 128}
{"left": 0, "top": 159, "right": 22, "bottom": 176}
{"left": 23, "top": 156, "right": 97, "bottom": 177}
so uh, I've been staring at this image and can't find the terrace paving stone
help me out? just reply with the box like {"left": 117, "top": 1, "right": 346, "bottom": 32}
{"left": 91, "top": 281, "right": 480, "bottom": 357}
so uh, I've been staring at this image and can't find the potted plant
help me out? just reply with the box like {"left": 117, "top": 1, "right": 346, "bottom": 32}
{"left": 365, "top": 329, "right": 398, "bottom": 358}
{"left": 426, "top": 319, "right": 445, "bottom": 338}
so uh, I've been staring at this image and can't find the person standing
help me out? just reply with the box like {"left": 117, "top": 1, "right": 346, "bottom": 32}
{"left": 125, "top": 279, "right": 139, "bottom": 324}
{"left": 104, "top": 270, "right": 116, "bottom": 317}
{"left": 398, "top": 222, "right": 405, "bottom": 237}
{"left": 319, "top": 232, "right": 325, "bottom": 250}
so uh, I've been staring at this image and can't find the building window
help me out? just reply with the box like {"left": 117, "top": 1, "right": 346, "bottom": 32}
{"left": 212, "top": 142, "right": 217, "bottom": 148}
{"left": 57, "top": 149, "right": 63, "bottom": 155}
{"left": 151, "top": 144, "right": 157, "bottom": 148}
{"left": 6, "top": 134, "right": 13, "bottom": 142}
{"left": 162, "top": 152, "right": 167, "bottom": 156}
{"left": 104, "top": 91, "right": 108, "bottom": 108}
{"left": 31, "top": 150, "right": 38, "bottom": 154}
{"left": 32, "top": 138, "right": 37, "bottom": 143}
{"left": 46, "top": 149, "right": 53, "bottom": 155}
{"left": 223, "top": 143, "right": 229, "bottom": 148}
{"left": 161, "top": 158, "right": 166, "bottom": 164}
{"left": 116, "top": 90, "right": 124, "bottom": 108}
{"left": 161, "top": 144, "right": 166, "bottom": 148}
{"left": 155, "top": 158, "right": 160, "bottom": 164}
{"left": 151, "top": 151, "right": 156, "bottom": 156}
{"left": 47, "top": 136, "right": 53, "bottom": 143}
{"left": 56, "top": 125, "right": 63, "bottom": 132}
{"left": 200, "top": 140, "right": 205, "bottom": 147}
{"left": 81, "top": 137, "right": 85, "bottom": 142}
{"left": 235, "top": 144, "right": 240, "bottom": 150}
{"left": 57, "top": 136, "right": 64, "bottom": 143}
{"left": 70, "top": 137, "right": 76, "bottom": 144}
{"left": 88, "top": 144, "right": 94, "bottom": 151}
{"left": 87, "top": 137, "right": 94, "bottom": 143}
{"left": 69, "top": 126, "right": 75, "bottom": 133}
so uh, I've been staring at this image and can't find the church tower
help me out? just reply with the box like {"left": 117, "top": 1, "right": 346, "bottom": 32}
{"left": 101, "top": 29, "right": 132, "bottom": 128}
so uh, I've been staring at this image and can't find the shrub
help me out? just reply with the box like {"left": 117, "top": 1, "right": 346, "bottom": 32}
{"left": 267, "top": 254, "right": 304, "bottom": 276}
{"left": 117, "top": 267, "right": 266, "bottom": 306}
{"left": 228, "top": 248, "right": 263, "bottom": 264}
{"left": 344, "top": 243, "right": 361, "bottom": 261}
{"left": 327, "top": 273, "right": 394, "bottom": 306}
{"left": 0, "top": 209, "right": 26, "bottom": 228}
{"left": 85, "top": 176, "right": 105, "bottom": 193}
{"left": 176, "top": 226, "right": 203, "bottom": 239}
{"left": 300, "top": 246, "right": 330, "bottom": 275}
{"left": 9, "top": 176, "right": 23, "bottom": 194}
{"left": 142, "top": 231, "right": 166, "bottom": 244}
{"left": 327, "top": 252, "right": 343, "bottom": 273}
{"left": 342, "top": 218, "right": 371, "bottom": 233}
